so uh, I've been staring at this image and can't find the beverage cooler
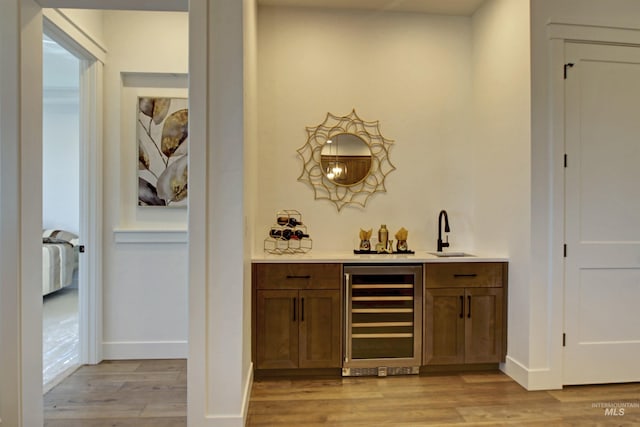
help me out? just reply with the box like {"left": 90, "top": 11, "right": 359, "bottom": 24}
{"left": 342, "top": 264, "right": 423, "bottom": 376}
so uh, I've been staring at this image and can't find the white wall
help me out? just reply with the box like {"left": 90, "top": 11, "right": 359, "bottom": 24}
{"left": 257, "top": 6, "right": 474, "bottom": 254}
{"left": 58, "top": 8, "right": 106, "bottom": 49}
{"left": 0, "top": 1, "right": 45, "bottom": 425}
{"left": 188, "top": 0, "right": 253, "bottom": 424}
{"left": 470, "top": 0, "right": 531, "bottom": 377}
{"left": 43, "top": 89, "right": 80, "bottom": 235}
{"left": 0, "top": 4, "right": 24, "bottom": 425}
{"left": 244, "top": 0, "right": 259, "bottom": 398}
{"left": 102, "top": 10, "right": 189, "bottom": 358}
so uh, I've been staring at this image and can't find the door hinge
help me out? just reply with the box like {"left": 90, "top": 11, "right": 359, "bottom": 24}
{"left": 564, "top": 63, "right": 574, "bottom": 79}
{"left": 564, "top": 154, "right": 567, "bottom": 168}
{"left": 563, "top": 333, "right": 566, "bottom": 347}
{"left": 78, "top": 245, "right": 86, "bottom": 253}
{"left": 563, "top": 244, "right": 567, "bottom": 257}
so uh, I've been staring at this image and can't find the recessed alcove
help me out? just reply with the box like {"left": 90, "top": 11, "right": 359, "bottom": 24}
{"left": 254, "top": 1, "right": 529, "bottom": 257}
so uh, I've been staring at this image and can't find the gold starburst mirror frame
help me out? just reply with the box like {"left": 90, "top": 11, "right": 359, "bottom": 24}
{"left": 297, "top": 110, "right": 396, "bottom": 211}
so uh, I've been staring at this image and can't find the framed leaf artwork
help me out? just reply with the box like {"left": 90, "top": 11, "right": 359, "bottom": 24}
{"left": 137, "top": 97, "right": 188, "bottom": 207}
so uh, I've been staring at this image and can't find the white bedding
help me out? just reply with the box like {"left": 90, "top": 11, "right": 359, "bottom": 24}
{"left": 42, "top": 230, "right": 79, "bottom": 296}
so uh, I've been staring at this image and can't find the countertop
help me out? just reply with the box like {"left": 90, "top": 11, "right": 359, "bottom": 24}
{"left": 252, "top": 251, "right": 508, "bottom": 263}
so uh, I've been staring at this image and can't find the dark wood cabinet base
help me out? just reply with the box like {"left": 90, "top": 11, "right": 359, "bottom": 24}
{"left": 253, "top": 261, "right": 508, "bottom": 378}
{"left": 254, "top": 368, "right": 342, "bottom": 379}
{"left": 254, "top": 364, "right": 502, "bottom": 379}
{"left": 420, "top": 363, "right": 500, "bottom": 374}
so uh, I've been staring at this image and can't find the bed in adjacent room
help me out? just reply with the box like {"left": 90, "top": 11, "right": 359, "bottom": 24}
{"left": 42, "top": 229, "right": 79, "bottom": 296}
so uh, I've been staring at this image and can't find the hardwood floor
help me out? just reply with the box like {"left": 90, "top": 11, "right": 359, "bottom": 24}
{"left": 44, "top": 359, "right": 187, "bottom": 427}
{"left": 248, "top": 372, "right": 640, "bottom": 426}
{"left": 45, "top": 361, "right": 640, "bottom": 426}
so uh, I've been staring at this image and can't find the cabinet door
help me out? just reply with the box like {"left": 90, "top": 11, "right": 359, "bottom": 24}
{"left": 424, "top": 288, "right": 465, "bottom": 365}
{"left": 256, "top": 290, "right": 299, "bottom": 369}
{"left": 464, "top": 288, "right": 503, "bottom": 363}
{"left": 298, "top": 289, "right": 342, "bottom": 368}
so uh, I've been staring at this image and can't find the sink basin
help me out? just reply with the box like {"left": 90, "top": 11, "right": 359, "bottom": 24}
{"left": 428, "top": 251, "right": 475, "bottom": 257}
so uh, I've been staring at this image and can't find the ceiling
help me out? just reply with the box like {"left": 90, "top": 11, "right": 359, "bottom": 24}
{"left": 36, "top": 0, "right": 484, "bottom": 14}
{"left": 257, "top": 0, "right": 486, "bottom": 15}
{"left": 36, "top": 0, "right": 187, "bottom": 11}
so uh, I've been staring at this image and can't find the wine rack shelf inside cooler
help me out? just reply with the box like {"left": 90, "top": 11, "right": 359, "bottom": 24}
{"left": 343, "top": 265, "right": 423, "bottom": 375}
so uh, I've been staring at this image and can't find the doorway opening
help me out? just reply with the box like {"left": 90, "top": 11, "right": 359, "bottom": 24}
{"left": 42, "top": 32, "right": 82, "bottom": 392}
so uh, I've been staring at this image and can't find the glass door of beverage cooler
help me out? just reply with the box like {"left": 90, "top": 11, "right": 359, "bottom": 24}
{"left": 343, "top": 264, "right": 423, "bottom": 376}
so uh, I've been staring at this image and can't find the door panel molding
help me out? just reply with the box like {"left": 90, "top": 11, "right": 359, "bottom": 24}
{"left": 545, "top": 22, "right": 640, "bottom": 390}
{"left": 563, "top": 41, "right": 640, "bottom": 385}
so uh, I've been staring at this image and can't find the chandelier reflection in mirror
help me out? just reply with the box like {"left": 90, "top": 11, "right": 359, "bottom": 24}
{"left": 323, "top": 136, "right": 347, "bottom": 180}
{"left": 297, "top": 110, "right": 396, "bottom": 211}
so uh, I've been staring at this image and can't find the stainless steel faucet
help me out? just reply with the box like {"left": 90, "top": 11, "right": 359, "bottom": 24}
{"left": 437, "top": 210, "right": 450, "bottom": 252}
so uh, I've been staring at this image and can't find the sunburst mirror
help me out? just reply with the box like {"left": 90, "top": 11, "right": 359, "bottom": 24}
{"left": 297, "top": 110, "right": 396, "bottom": 211}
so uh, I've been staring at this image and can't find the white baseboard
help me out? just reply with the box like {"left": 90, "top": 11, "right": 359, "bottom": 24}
{"left": 102, "top": 340, "right": 187, "bottom": 359}
{"left": 202, "top": 415, "right": 245, "bottom": 427}
{"left": 242, "top": 362, "right": 254, "bottom": 423}
{"left": 195, "top": 362, "right": 254, "bottom": 427}
{"left": 503, "top": 355, "right": 530, "bottom": 388}
{"left": 503, "top": 355, "right": 563, "bottom": 391}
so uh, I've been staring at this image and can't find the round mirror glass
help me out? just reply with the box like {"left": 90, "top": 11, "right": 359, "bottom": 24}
{"left": 320, "top": 133, "right": 372, "bottom": 186}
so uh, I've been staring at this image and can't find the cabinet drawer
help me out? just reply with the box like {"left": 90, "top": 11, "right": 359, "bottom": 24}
{"left": 425, "top": 263, "right": 503, "bottom": 288}
{"left": 255, "top": 263, "right": 341, "bottom": 290}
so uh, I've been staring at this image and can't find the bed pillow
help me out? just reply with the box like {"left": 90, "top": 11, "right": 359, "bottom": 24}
{"left": 42, "top": 229, "right": 79, "bottom": 247}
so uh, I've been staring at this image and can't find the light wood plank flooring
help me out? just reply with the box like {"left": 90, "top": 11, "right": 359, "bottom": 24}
{"left": 249, "top": 373, "right": 640, "bottom": 426}
{"left": 44, "top": 359, "right": 187, "bottom": 426}
{"left": 45, "top": 360, "right": 640, "bottom": 426}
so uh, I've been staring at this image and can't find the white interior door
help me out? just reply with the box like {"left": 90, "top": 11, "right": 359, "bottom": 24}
{"left": 564, "top": 42, "right": 640, "bottom": 385}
